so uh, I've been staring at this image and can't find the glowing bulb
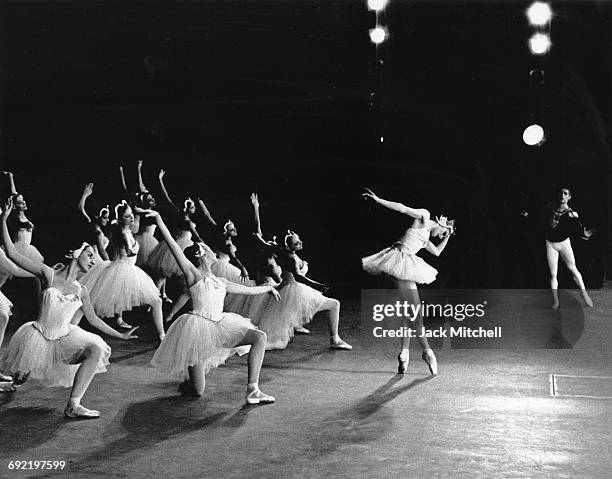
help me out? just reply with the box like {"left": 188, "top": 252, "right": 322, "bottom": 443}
{"left": 369, "top": 27, "right": 387, "bottom": 44}
{"left": 529, "top": 33, "right": 551, "bottom": 55}
{"left": 368, "top": 0, "right": 388, "bottom": 11}
{"left": 526, "top": 2, "right": 552, "bottom": 26}
{"left": 380, "top": 136, "right": 384, "bottom": 143}
{"left": 523, "top": 124, "right": 545, "bottom": 146}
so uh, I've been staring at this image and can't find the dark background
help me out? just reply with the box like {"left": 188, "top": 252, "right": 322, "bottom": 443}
{"left": 0, "top": 0, "right": 610, "bottom": 296}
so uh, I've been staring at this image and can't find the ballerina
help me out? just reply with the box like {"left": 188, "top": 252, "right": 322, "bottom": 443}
{"left": 132, "top": 161, "right": 160, "bottom": 268}
{"left": 522, "top": 186, "right": 594, "bottom": 308}
{"left": 77, "top": 183, "right": 111, "bottom": 263}
{"left": 198, "top": 197, "right": 251, "bottom": 282}
{"left": 0, "top": 171, "right": 45, "bottom": 292}
{"left": 149, "top": 209, "right": 280, "bottom": 404}
{"left": 145, "top": 169, "right": 203, "bottom": 301}
{"left": 80, "top": 200, "right": 165, "bottom": 339}
{"left": 0, "top": 197, "right": 138, "bottom": 414}
{"left": 0, "top": 246, "right": 36, "bottom": 388}
{"left": 361, "top": 187, "right": 455, "bottom": 375}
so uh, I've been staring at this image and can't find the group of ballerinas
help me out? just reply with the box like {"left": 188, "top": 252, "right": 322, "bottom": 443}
{"left": 0, "top": 163, "right": 595, "bottom": 418}
{"left": 0, "top": 163, "right": 351, "bottom": 417}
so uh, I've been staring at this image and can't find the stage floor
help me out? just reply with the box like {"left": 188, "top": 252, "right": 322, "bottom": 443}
{"left": 1, "top": 287, "right": 611, "bottom": 479}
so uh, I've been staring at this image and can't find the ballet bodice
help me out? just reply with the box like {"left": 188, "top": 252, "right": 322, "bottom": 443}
{"left": 545, "top": 207, "right": 580, "bottom": 242}
{"left": 34, "top": 283, "right": 83, "bottom": 340}
{"left": 115, "top": 233, "right": 139, "bottom": 264}
{"left": 14, "top": 228, "right": 33, "bottom": 245}
{"left": 188, "top": 275, "right": 226, "bottom": 322}
{"left": 139, "top": 224, "right": 157, "bottom": 235}
{"left": 396, "top": 226, "right": 431, "bottom": 254}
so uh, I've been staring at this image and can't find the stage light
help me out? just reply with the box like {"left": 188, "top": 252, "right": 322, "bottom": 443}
{"left": 368, "top": 0, "right": 388, "bottom": 11}
{"left": 529, "top": 33, "right": 551, "bottom": 55}
{"left": 526, "top": 2, "right": 552, "bottom": 26}
{"left": 523, "top": 124, "right": 545, "bottom": 146}
{"left": 369, "top": 27, "right": 387, "bottom": 44}
{"left": 380, "top": 136, "right": 384, "bottom": 143}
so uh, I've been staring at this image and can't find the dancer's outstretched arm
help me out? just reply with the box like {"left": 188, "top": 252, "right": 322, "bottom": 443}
{"left": 1, "top": 198, "right": 52, "bottom": 286}
{"left": 78, "top": 183, "right": 94, "bottom": 223}
{"left": 136, "top": 160, "right": 148, "bottom": 194}
{"left": 287, "top": 256, "right": 327, "bottom": 290}
{"left": 148, "top": 210, "right": 201, "bottom": 287}
{"left": 80, "top": 286, "right": 139, "bottom": 339}
{"left": 197, "top": 197, "right": 218, "bottom": 226}
{"left": 119, "top": 166, "right": 129, "bottom": 195}
{"left": 2, "top": 171, "right": 18, "bottom": 196}
{"left": 158, "top": 170, "right": 179, "bottom": 211}
{"left": 251, "top": 193, "right": 263, "bottom": 238}
{"left": 363, "top": 188, "right": 430, "bottom": 221}
{"left": 218, "top": 277, "right": 280, "bottom": 299}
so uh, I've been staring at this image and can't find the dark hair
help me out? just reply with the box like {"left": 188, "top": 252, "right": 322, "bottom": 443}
{"left": 183, "top": 243, "right": 202, "bottom": 267}
{"left": 559, "top": 185, "right": 573, "bottom": 196}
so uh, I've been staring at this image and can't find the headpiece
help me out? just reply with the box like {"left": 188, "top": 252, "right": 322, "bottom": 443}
{"left": 65, "top": 242, "right": 92, "bottom": 260}
{"left": 435, "top": 215, "right": 455, "bottom": 235}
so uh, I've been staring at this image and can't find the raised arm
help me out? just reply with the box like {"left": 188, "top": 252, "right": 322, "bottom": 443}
{"left": 2, "top": 171, "right": 18, "bottom": 195}
{"left": 197, "top": 197, "right": 218, "bottom": 226}
{"left": 136, "top": 160, "right": 148, "bottom": 193}
{"left": 363, "top": 188, "right": 430, "bottom": 222}
{"left": 119, "top": 166, "right": 129, "bottom": 195}
{"left": 158, "top": 169, "right": 179, "bottom": 211}
{"left": 149, "top": 210, "right": 200, "bottom": 287}
{"left": 251, "top": 193, "right": 263, "bottom": 237}
{"left": 78, "top": 183, "right": 94, "bottom": 223}
{"left": 424, "top": 235, "right": 451, "bottom": 257}
{"left": 1, "top": 198, "right": 52, "bottom": 284}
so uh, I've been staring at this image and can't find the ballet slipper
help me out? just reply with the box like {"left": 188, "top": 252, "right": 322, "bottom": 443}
{"left": 397, "top": 351, "right": 409, "bottom": 374}
{"left": 330, "top": 337, "right": 352, "bottom": 350}
{"left": 245, "top": 388, "right": 275, "bottom": 405}
{"left": 64, "top": 403, "right": 100, "bottom": 419}
{"left": 422, "top": 350, "right": 438, "bottom": 376}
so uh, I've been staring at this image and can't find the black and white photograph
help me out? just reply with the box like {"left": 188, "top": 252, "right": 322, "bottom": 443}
{"left": 0, "top": 0, "right": 611, "bottom": 477}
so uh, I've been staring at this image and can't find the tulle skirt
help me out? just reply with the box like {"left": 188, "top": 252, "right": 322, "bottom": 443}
{"left": 80, "top": 259, "right": 160, "bottom": 317}
{"left": 135, "top": 232, "right": 159, "bottom": 267}
{"left": 1, "top": 322, "right": 110, "bottom": 388}
{"left": 211, "top": 256, "right": 242, "bottom": 282}
{"left": 241, "top": 293, "right": 298, "bottom": 350}
{"left": 0, "top": 290, "right": 13, "bottom": 318}
{"left": 277, "top": 281, "right": 328, "bottom": 328}
{"left": 362, "top": 244, "right": 437, "bottom": 284}
{"left": 151, "top": 311, "right": 255, "bottom": 378}
{"left": 15, "top": 242, "right": 44, "bottom": 263}
{"left": 145, "top": 232, "right": 193, "bottom": 277}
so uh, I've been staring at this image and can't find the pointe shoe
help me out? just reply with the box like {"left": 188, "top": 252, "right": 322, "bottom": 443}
{"left": 330, "top": 337, "right": 352, "bottom": 350}
{"left": 64, "top": 403, "right": 100, "bottom": 419}
{"left": 0, "top": 372, "right": 13, "bottom": 382}
{"left": 246, "top": 388, "right": 275, "bottom": 405}
{"left": 422, "top": 350, "right": 438, "bottom": 376}
{"left": 161, "top": 295, "right": 173, "bottom": 304}
{"left": 581, "top": 291, "right": 593, "bottom": 308}
{"left": 397, "top": 352, "right": 409, "bottom": 374}
{"left": 295, "top": 326, "right": 310, "bottom": 334}
{"left": 117, "top": 317, "right": 133, "bottom": 329}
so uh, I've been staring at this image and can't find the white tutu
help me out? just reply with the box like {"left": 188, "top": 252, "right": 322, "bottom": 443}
{"left": 240, "top": 292, "right": 299, "bottom": 350}
{"left": 276, "top": 281, "right": 328, "bottom": 328}
{"left": 145, "top": 231, "right": 193, "bottom": 277}
{"left": 135, "top": 232, "right": 159, "bottom": 267}
{"left": 15, "top": 242, "right": 44, "bottom": 263}
{"left": 1, "top": 322, "right": 110, "bottom": 388}
{"left": 80, "top": 258, "right": 160, "bottom": 318}
{"left": 362, "top": 243, "right": 437, "bottom": 284}
{"left": 0, "top": 290, "right": 13, "bottom": 318}
{"left": 151, "top": 310, "right": 254, "bottom": 377}
{"left": 211, "top": 255, "right": 242, "bottom": 282}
